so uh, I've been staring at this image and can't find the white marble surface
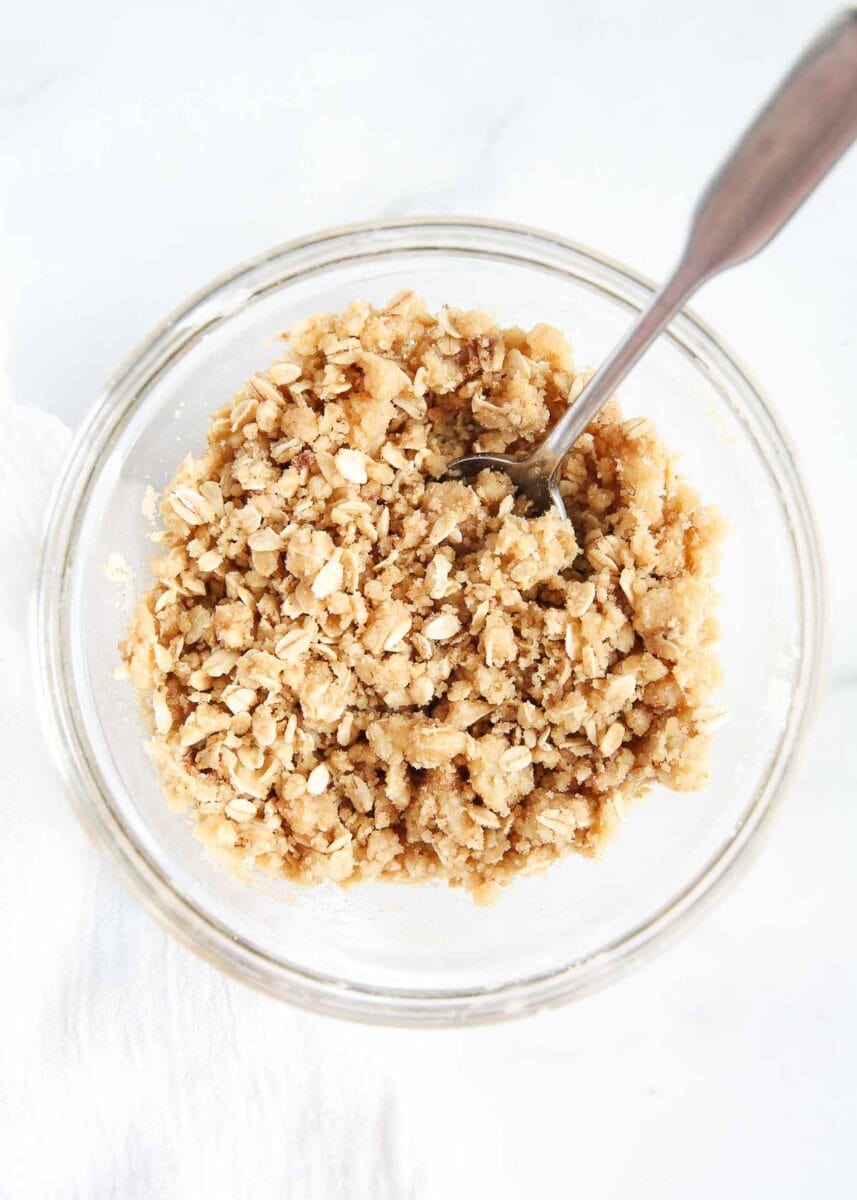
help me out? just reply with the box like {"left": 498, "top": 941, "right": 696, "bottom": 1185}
{"left": 2, "top": 0, "right": 855, "bottom": 1196}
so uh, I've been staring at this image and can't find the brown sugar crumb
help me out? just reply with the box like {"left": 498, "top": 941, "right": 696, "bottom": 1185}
{"left": 121, "top": 293, "right": 726, "bottom": 900}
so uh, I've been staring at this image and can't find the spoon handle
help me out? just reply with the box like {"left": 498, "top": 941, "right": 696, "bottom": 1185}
{"left": 532, "top": 9, "right": 857, "bottom": 480}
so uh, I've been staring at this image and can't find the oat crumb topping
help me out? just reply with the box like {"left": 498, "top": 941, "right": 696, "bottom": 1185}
{"left": 121, "top": 293, "right": 725, "bottom": 901}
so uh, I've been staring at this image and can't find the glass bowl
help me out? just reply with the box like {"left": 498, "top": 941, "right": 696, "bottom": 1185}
{"left": 37, "top": 219, "right": 825, "bottom": 1025}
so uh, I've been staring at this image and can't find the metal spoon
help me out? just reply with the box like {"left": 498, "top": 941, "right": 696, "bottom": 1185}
{"left": 446, "top": 10, "right": 857, "bottom": 517}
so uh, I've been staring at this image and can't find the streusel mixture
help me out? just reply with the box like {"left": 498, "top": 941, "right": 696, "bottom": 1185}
{"left": 122, "top": 292, "right": 725, "bottom": 901}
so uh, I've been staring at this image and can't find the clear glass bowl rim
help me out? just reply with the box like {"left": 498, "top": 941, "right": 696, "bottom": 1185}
{"left": 36, "top": 217, "right": 827, "bottom": 1026}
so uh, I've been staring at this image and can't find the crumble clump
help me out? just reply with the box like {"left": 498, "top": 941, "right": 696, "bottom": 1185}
{"left": 122, "top": 292, "right": 725, "bottom": 902}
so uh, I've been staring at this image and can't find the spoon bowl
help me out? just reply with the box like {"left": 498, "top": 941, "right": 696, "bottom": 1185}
{"left": 444, "top": 452, "right": 567, "bottom": 518}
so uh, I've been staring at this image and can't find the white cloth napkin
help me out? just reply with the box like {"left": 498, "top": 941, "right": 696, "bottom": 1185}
{"left": 0, "top": 376, "right": 442, "bottom": 1199}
